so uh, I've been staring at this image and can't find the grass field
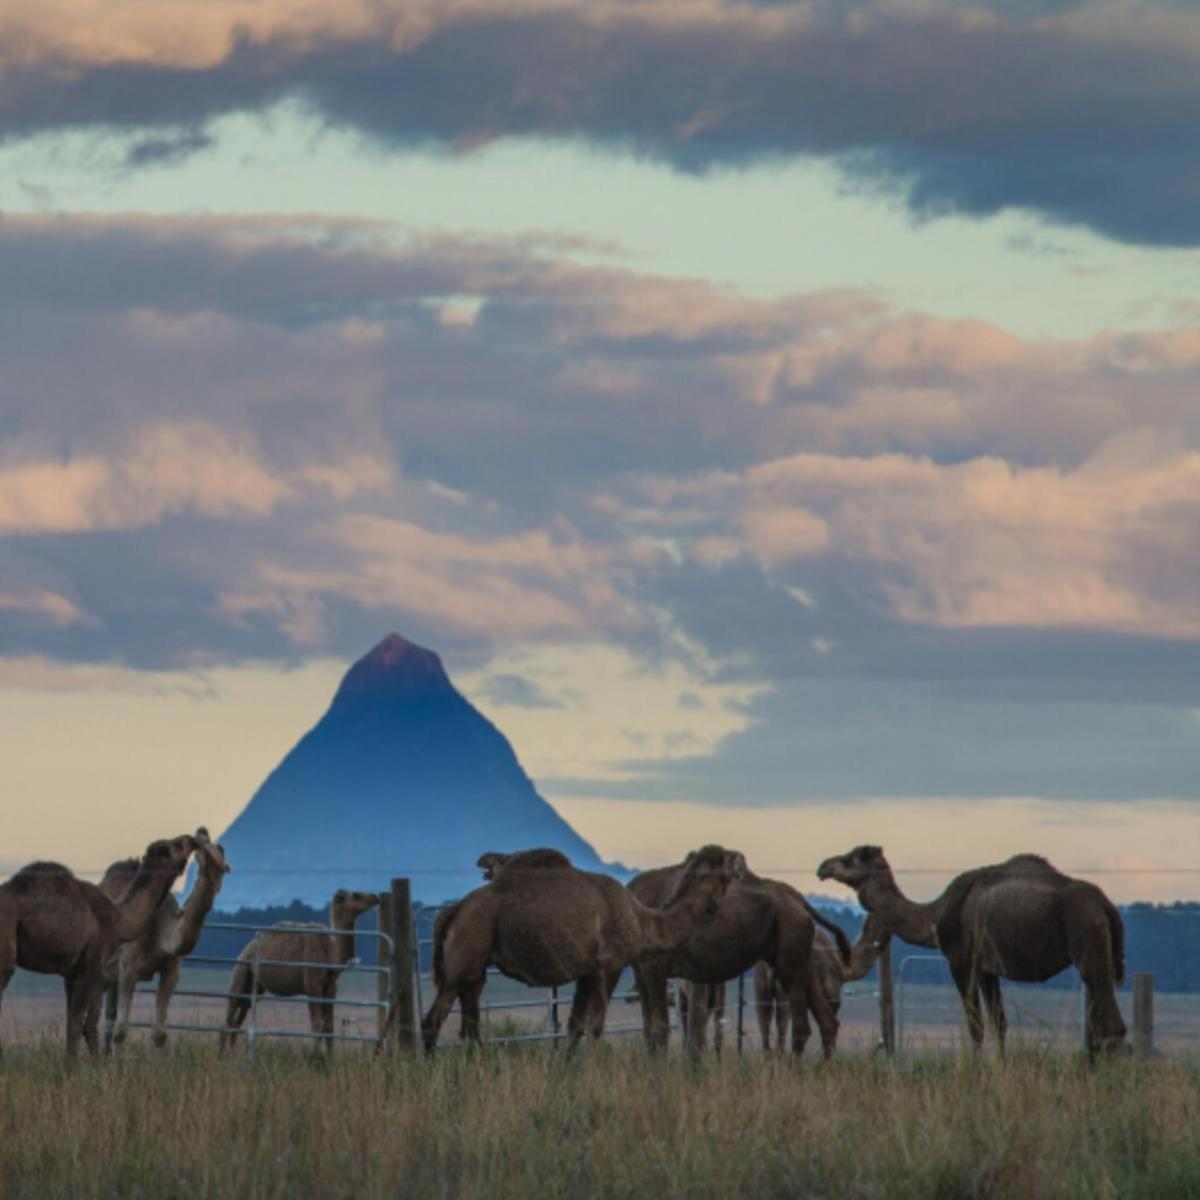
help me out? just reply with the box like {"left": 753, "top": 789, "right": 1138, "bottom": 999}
{"left": 2, "top": 1037, "right": 1200, "bottom": 1199}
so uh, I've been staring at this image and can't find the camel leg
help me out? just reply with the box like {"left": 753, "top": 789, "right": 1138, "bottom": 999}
{"left": 949, "top": 960, "right": 985, "bottom": 1051}
{"left": 979, "top": 973, "right": 1007, "bottom": 1055}
{"left": 64, "top": 973, "right": 99, "bottom": 1063}
{"left": 783, "top": 977, "right": 811, "bottom": 1059}
{"left": 712, "top": 985, "right": 725, "bottom": 1056}
{"left": 1068, "top": 921, "right": 1126, "bottom": 1059}
{"left": 585, "top": 972, "right": 613, "bottom": 1041}
{"left": 0, "top": 964, "right": 12, "bottom": 1062}
{"left": 151, "top": 959, "right": 180, "bottom": 1049}
{"left": 221, "top": 962, "right": 253, "bottom": 1054}
{"left": 565, "top": 977, "right": 596, "bottom": 1056}
{"left": 806, "top": 968, "right": 839, "bottom": 1060}
{"left": 775, "top": 992, "right": 790, "bottom": 1055}
{"left": 458, "top": 976, "right": 485, "bottom": 1046}
{"left": 635, "top": 964, "right": 670, "bottom": 1053}
{"left": 756, "top": 986, "right": 773, "bottom": 1052}
{"left": 420, "top": 986, "right": 460, "bottom": 1055}
{"left": 102, "top": 980, "right": 119, "bottom": 1054}
{"left": 112, "top": 957, "right": 139, "bottom": 1048}
{"left": 681, "top": 981, "right": 707, "bottom": 1056}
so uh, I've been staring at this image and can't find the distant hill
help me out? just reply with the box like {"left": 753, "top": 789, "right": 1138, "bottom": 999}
{"left": 213, "top": 634, "right": 613, "bottom": 906}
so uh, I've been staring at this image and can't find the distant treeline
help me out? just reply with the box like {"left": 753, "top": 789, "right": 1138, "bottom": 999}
{"left": 194, "top": 900, "right": 1200, "bottom": 993}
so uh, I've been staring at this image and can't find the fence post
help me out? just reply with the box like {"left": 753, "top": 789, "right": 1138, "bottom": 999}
{"left": 377, "top": 888, "right": 395, "bottom": 1048}
{"left": 1132, "top": 972, "right": 1154, "bottom": 1058}
{"left": 879, "top": 936, "right": 896, "bottom": 1057}
{"left": 390, "top": 877, "right": 417, "bottom": 1052}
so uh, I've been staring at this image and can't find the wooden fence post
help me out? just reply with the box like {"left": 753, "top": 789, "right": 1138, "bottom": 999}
{"left": 1132, "top": 972, "right": 1154, "bottom": 1058}
{"left": 390, "top": 877, "right": 417, "bottom": 1052}
{"left": 377, "top": 888, "right": 395, "bottom": 1047}
{"left": 879, "top": 936, "right": 896, "bottom": 1057}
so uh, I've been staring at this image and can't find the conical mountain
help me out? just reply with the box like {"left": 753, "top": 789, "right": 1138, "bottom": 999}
{"left": 215, "top": 634, "right": 609, "bottom": 907}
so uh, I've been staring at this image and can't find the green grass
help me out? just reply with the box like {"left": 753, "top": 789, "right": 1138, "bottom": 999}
{"left": 1, "top": 1040, "right": 1199, "bottom": 1199}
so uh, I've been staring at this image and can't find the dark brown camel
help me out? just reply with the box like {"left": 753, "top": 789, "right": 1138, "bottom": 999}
{"left": 422, "top": 845, "right": 746, "bottom": 1055}
{"left": 0, "top": 834, "right": 199, "bottom": 1062}
{"left": 755, "top": 928, "right": 844, "bottom": 1053}
{"left": 628, "top": 857, "right": 852, "bottom": 1059}
{"left": 817, "top": 845, "right": 1127, "bottom": 1057}
{"left": 476, "top": 848, "right": 571, "bottom": 881}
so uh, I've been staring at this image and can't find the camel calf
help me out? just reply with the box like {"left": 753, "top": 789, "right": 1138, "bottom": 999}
{"left": 220, "top": 889, "right": 379, "bottom": 1054}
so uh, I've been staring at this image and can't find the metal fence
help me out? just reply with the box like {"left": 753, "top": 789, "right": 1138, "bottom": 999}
{"left": 117, "top": 920, "right": 395, "bottom": 1056}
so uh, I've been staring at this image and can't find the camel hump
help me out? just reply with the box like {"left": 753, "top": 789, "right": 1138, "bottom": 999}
{"left": 99, "top": 858, "right": 141, "bottom": 901}
{"left": 6, "top": 862, "right": 77, "bottom": 894}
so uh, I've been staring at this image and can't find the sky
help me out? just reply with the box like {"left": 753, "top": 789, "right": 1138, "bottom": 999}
{"left": 2, "top": 0, "right": 1200, "bottom": 904}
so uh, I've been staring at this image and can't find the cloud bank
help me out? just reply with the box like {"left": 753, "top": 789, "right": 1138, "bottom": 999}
{"left": 4, "top": 211, "right": 1200, "bottom": 800}
{"left": 3, "top": 2, "right": 1200, "bottom": 243}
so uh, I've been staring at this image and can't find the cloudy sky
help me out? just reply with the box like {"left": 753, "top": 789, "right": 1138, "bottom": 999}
{"left": 3, "top": 0, "right": 1199, "bottom": 902}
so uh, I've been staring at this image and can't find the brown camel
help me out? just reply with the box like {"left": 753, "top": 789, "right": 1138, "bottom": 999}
{"left": 817, "top": 845, "right": 1127, "bottom": 1057}
{"left": 422, "top": 845, "right": 746, "bottom": 1055}
{"left": 98, "top": 828, "right": 230, "bottom": 1050}
{"left": 0, "top": 833, "right": 199, "bottom": 1062}
{"left": 629, "top": 857, "right": 852, "bottom": 1058}
{"left": 676, "top": 981, "right": 726, "bottom": 1052}
{"left": 476, "top": 848, "right": 571, "bottom": 881}
{"left": 755, "top": 928, "right": 844, "bottom": 1053}
{"left": 220, "top": 889, "right": 380, "bottom": 1054}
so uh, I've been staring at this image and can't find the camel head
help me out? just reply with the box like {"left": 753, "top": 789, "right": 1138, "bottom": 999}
{"left": 195, "top": 830, "right": 231, "bottom": 883}
{"left": 332, "top": 889, "right": 380, "bottom": 924}
{"left": 477, "top": 851, "right": 511, "bottom": 881}
{"left": 141, "top": 833, "right": 199, "bottom": 879}
{"left": 816, "top": 845, "right": 890, "bottom": 892}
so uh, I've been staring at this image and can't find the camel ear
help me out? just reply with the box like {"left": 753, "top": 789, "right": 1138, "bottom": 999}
{"left": 684, "top": 850, "right": 697, "bottom": 865}
{"left": 334, "top": 888, "right": 348, "bottom": 901}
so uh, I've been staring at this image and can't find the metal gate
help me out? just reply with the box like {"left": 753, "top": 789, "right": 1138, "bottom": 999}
{"left": 117, "top": 920, "right": 394, "bottom": 1055}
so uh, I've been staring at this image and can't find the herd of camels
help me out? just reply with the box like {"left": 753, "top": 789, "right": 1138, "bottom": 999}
{"left": 0, "top": 831, "right": 1128, "bottom": 1065}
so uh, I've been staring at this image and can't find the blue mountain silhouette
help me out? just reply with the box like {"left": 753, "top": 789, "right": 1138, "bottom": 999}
{"left": 215, "top": 634, "right": 609, "bottom": 906}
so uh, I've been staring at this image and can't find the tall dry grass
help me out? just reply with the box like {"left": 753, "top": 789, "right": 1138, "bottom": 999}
{"left": 1, "top": 1039, "right": 1198, "bottom": 1199}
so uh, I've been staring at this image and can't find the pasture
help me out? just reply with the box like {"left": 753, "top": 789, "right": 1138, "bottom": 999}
{"left": 2, "top": 1035, "right": 1199, "bottom": 1199}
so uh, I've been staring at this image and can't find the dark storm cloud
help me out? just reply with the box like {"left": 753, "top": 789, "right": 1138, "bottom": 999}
{"left": 3, "top": 3, "right": 1200, "bottom": 244}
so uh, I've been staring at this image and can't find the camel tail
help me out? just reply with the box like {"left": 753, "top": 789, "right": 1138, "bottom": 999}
{"left": 431, "top": 901, "right": 461, "bottom": 990}
{"left": 1104, "top": 897, "right": 1126, "bottom": 986}
{"left": 800, "top": 897, "right": 853, "bottom": 968}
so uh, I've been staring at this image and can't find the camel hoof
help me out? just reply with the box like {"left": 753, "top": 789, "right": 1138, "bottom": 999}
{"left": 151, "top": 1030, "right": 168, "bottom": 1049}
{"left": 112, "top": 1028, "right": 128, "bottom": 1046}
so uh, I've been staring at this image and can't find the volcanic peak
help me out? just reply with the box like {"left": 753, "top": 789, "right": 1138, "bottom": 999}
{"left": 333, "top": 633, "right": 453, "bottom": 703}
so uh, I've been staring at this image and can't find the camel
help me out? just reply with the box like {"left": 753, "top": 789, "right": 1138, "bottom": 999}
{"left": 755, "top": 928, "right": 844, "bottom": 1053}
{"left": 97, "top": 828, "right": 230, "bottom": 1051}
{"left": 422, "top": 845, "right": 746, "bottom": 1055}
{"left": 476, "top": 848, "right": 571, "bottom": 881}
{"left": 220, "top": 889, "right": 380, "bottom": 1054}
{"left": 816, "top": 845, "right": 1127, "bottom": 1057}
{"left": 676, "top": 981, "right": 726, "bottom": 1052}
{"left": 629, "top": 857, "right": 852, "bottom": 1059}
{"left": 0, "top": 833, "right": 199, "bottom": 1062}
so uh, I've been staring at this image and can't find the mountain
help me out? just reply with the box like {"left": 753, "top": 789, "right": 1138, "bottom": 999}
{"left": 213, "top": 634, "right": 612, "bottom": 907}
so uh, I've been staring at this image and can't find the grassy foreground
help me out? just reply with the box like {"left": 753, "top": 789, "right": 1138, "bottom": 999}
{"left": 2, "top": 1041, "right": 1199, "bottom": 1199}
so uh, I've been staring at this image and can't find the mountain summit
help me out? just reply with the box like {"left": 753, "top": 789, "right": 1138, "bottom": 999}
{"left": 215, "top": 634, "right": 609, "bottom": 907}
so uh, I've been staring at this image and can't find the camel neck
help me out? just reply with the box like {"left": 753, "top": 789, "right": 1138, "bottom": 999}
{"left": 113, "top": 866, "right": 174, "bottom": 941}
{"left": 636, "top": 879, "right": 720, "bottom": 955}
{"left": 330, "top": 916, "right": 358, "bottom": 965}
{"left": 171, "top": 863, "right": 222, "bottom": 956}
{"left": 857, "top": 873, "right": 940, "bottom": 949}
